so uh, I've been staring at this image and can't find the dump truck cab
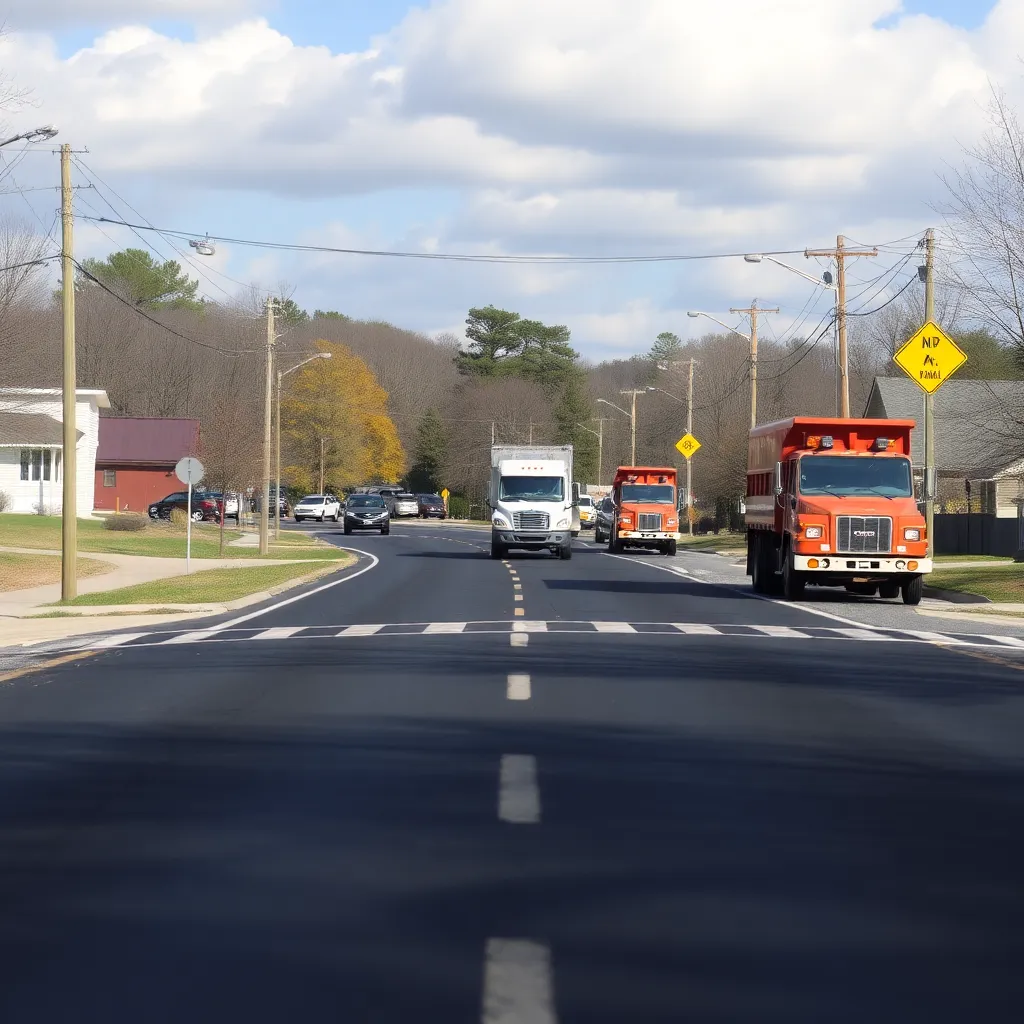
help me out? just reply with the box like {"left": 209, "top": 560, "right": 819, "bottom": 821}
{"left": 746, "top": 418, "right": 931, "bottom": 604}
{"left": 604, "top": 466, "right": 680, "bottom": 555}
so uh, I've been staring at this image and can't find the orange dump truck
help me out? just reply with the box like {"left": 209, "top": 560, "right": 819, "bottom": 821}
{"left": 746, "top": 417, "right": 931, "bottom": 604}
{"left": 599, "top": 466, "right": 680, "bottom": 555}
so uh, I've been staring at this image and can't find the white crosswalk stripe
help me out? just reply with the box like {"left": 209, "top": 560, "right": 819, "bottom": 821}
{"left": 898, "top": 629, "right": 968, "bottom": 645}
{"left": 672, "top": 623, "right": 722, "bottom": 635}
{"left": 831, "top": 627, "right": 887, "bottom": 641}
{"left": 592, "top": 622, "right": 637, "bottom": 633}
{"left": 513, "top": 621, "right": 547, "bottom": 632}
{"left": 251, "top": 627, "right": 304, "bottom": 641}
{"left": 985, "top": 635, "right": 1024, "bottom": 648}
{"left": 748, "top": 625, "right": 810, "bottom": 639}
{"left": 160, "top": 630, "right": 222, "bottom": 645}
{"left": 336, "top": 624, "right": 384, "bottom": 636}
{"left": 423, "top": 622, "right": 467, "bottom": 634}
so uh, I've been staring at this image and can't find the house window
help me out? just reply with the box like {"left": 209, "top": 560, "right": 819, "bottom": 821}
{"left": 103, "top": 469, "right": 116, "bottom": 487}
{"left": 19, "top": 449, "right": 56, "bottom": 482}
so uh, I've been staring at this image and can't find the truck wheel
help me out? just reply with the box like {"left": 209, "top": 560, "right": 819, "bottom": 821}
{"left": 608, "top": 531, "right": 622, "bottom": 554}
{"left": 751, "top": 534, "right": 773, "bottom": 593}
{"left": 878, "top": 581, "right": 900, "bottom": 600}
{"left": 901, "top": 575, "right": 923, "bottom": 606}
{"left": 663, "top": 540, "right": 677, "bottom": 556}
{"left": 594, "top": 527, "right": 604, "bottom": 543}
{"left": 560, "top": 539, "right": 573, "bottom": 560}
{"left": 782, "top": 553, "right": 805, "bottom": 601}
{"left": 344, "top": 525, "right": 352, "bottom": 535}
{"left": 491, "top": 539, "right": 506, "bottom": 560}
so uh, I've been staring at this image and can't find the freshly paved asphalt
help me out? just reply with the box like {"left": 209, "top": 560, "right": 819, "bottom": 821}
{"left": 1, "top": 521, "right": 1023, "bottom": 1021}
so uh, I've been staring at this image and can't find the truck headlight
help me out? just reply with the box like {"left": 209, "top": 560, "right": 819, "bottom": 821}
{"left": 803, "top": 525, "right": 823, "bottom": 539}
{"left": 903, "top": 527, "right": 921, "bottom": 541}
{"left": 492, "top": 513, "right": 511, "bottom": 528}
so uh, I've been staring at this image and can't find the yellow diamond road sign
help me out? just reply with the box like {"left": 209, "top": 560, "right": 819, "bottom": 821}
{"left": 893, "top": 321, "right": 967, "bottom": 394}
{"left": 675, "top": 432, "right": 701, "bottom": 459}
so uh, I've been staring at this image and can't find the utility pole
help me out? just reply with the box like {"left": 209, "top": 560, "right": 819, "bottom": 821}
{"left": 804, "top": 235, "right": 878, "bottom": 416}
{"left": 924, "top": 227, "right": 936, "bottom": 558}
{"left": 260, "top": 298, "right": 275, "bottom": 556}
{"left": 686, "top": 358, "right": 696, "bottom": 537}
{"left": 491, "top": 421, "right": 495, "bottom": 445}
{"left": 620, "top": 390, "right": 644, "bottom": 465}
{"left": 591, "top": 417, "right": 606, "bottom": 487}
{"left": 60, "top": 143, "right": 77, "bottom": 600}
{"left": 319, "top": 436, "right": 325, "bottom": 495}
{"left": 528, "top": 420, "right": 533, "bottom": 444}
{"left": 728, "top": 301, "right": 778, "bottom": 429}
{"left": 274, "top": 368, "right": 282, "bottom": 540}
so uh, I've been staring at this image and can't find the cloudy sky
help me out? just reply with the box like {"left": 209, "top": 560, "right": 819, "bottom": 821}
{"left": 0, "top": 0, "right": 1014, "bottom": 359}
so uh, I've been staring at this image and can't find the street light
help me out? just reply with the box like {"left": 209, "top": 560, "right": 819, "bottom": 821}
{"left": 597, "top": 392, "right": 644, "bottom": 466}
{"left": 576, "top": 420, "right": 604, "bottom": 488}
{"left": 743, "top": 253, "right": 836, "bottom": 291}
{"left": 647, "top": 361, "right": 698, "bottom": 536}
{"left": 686, "top": 309, "right": 750, "bottom": 340}
{"left": 275, "top": 352, "right": 332, "bottom": 538}
{"left": 0, "top": 126, "right": 58, "bottom": 148}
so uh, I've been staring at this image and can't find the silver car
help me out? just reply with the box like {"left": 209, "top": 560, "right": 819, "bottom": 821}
{"left": 392, "top": 492, "right": 420, "bottom": 517}
{"left": 293, "top": 494, "right": 340, "bottom": 522}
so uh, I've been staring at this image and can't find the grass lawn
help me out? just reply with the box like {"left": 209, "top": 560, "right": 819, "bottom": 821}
{"left": 678, "top": 533, "right": 746, "bottom": 554}
{"left": 0, "top": 516, "right": 345, "bottom": 560}
{"left": 53, "top": 556, "right": 354, "bottom": 607}
{"left": 928, "top": 564, "right": 1024, "bottom": 603}
{"left": 933, "top": 554, "right": 1013, "bottom": 564}
{"left": 0, "top": 552, "right": 113, "bottom": 592}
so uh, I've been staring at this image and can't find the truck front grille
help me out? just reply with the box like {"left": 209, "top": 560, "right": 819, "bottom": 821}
{"left": 638, "top": 513, "right": 662, "bottom": 531}
{"left": 837, "top": 516, "right": 892, "bottom": 553}
{"left": 513, "top": 511, "right": 549, "bottom": 530}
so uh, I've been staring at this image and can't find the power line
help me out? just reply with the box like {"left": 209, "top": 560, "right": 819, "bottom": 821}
{"left": 77, "top": 216, "right": 822, "bottom": 265}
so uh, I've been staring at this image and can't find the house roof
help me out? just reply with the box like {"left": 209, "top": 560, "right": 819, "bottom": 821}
{"left": 0, "top": 387, "right": 110, "bottom": 408}
{"left": 96, "top": 417, "right": 200, "bottom": 466}
{"left": 0, "top": 411, "right": 83, "bottom": 447}
{"left": 863, "top": 377, "right": 1024, "bottom": 477}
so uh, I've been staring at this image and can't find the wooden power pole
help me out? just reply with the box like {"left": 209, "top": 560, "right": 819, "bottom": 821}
{"left": 729, "top": 300, "right": 778, "bottom": 429}
{"left": 260, "top": 298, "right": 275, "bottom": 556}
{"left": 804, "top": 235, "right": 878, "bottom": 416}
{"left": 923, "top": 228, "right": 936, "bottom": 556}
{"left": 686, "top": 357, "right": 696, "bottom": 536}
{"left": 60, "top": 143, "right": 77, "bottom": 601}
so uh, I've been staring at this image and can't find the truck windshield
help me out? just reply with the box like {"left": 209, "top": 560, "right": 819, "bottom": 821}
{"left": 798, "top": 456, "right": 913, "bottom": 497}
{"left": 500, "top": 476, "right": 564, "bottom": 501}
{"left": 620, "top": 484, "right": 675, "bottom": 503}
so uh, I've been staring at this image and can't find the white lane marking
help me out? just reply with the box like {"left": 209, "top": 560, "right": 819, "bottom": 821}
{"left": 423, "top": 622, "right": 467, "bottom": 634}
{"left": 984, "top": 634, "right": 1024, "bottom": 648}
{"left": 84, "top": 632, "right": 151, "bottom": 649}
{"left": 749, "top": 625, "right": 810, "bottom": 639}
{"left": 337, "top": 624, "right": 384, "bottom": 636}
{"left": 513, "top": 620, "right": 547, "bottom": 632}
{"left": 515, "top": 608, "right": 525, "bottom": 617}
{"left": 217, "top": 547, "right": 379, "bottom": 629}
{"left": 672, "top": 623, "right": 722, "bottom": 635}
{"left": 513, "top": 583, "right": 522, "bottom": 590}
{"left": 514, "top": 594, "right": 524, "bottom": 602}
{"left": 160, "top": 630, "right": 220, "bottom": 645}
{"left": 592, "top": 621, "right": 636, "bottom": 633}
{"left": 482, "top": 938, "right": 556, "bottom": 1024}
{"left": 497, "top": 755, "right": 540, "bottom": 823}
{"left": 899, "top": 629, "right": 968, "bottom": 646}
{"left": 252, "top": 627, "right": 305, "bottom": 641}
{"left": 510, "top": 633, "right": 528, "bottom": 647}
{"left": 507, "top": 673, "right": 531, "bottom": 700}
{"left": 831, "top": 627, "right": 887, "bottom": 641}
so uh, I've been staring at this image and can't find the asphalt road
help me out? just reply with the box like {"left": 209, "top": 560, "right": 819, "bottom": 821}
{"left": 2, "top": 522, "right": 1024, "bottom": 1022}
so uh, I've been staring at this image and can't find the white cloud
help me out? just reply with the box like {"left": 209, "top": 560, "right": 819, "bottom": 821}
{"left": 0, "top": 0, "right": 1017, "bottom": 355}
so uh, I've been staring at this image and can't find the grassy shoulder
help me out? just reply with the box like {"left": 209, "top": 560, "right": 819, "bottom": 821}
{"left": 0, "top": 516, "right": 345, "bottom": 560}
{"left": 53, "top": 555, "right": 355, "bottom": 607}
{"left": 928, "top": 564, "right": 1024, "bottom": 603}
{"left": 0, "top": 551, "right": 113, "bottom": 592}
{"left": 677, "top": 533, "right": 746, "bottom": 555}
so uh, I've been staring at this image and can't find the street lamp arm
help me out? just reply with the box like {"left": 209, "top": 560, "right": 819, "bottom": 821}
{"left": 280, "top": 351, "right": 331, "bottom": 380}
{"left": 575, "top": 423, "right": 601, "bottom": 439}
{"left": 746, "top": 253, "right": 837, "bottom": 291}
{"left": 0, "top": 126, "right": 58, "bottom": 148}
{"left": 645, "top": 386, "right": 685, "bottom": 405}
{"left": 688, "top": 311, "right": 750, "bottom": 340}
{"left": 596, "top": 397, "right": 630, "bottom": 419}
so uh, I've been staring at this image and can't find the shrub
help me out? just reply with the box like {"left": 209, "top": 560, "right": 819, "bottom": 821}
{"left": 448, "top": 495, "right": 470, "bottom": 520}
{"left": 103, "top": 513, "right": 148, "bottom": 533}
{"left": 0, "top": 491, "right": 10, "bottom": 513}
{"left": 169, "top": 508, "right": 188, "bottom": 528}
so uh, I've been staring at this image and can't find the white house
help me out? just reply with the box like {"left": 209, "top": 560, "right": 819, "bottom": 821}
{"left": 0, "top": 388, "right": 111, "bottom": 516}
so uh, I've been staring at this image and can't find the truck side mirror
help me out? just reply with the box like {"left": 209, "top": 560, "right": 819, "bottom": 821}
{"left": 773, "top": 462, "right": 783, "bottom": 496}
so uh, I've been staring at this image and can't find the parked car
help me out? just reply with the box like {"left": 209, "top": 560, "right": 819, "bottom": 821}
{"left": 577, "top": 493, "right": 596, "bottom": 529}
{"left": 593, "top": 495, "right": 616, "bottom": 544}
{"left": 204, "top": 491, "right": 241, "bottom": 523}
{"left": 392, "top": 492, "right": 420, "bottom": 517}
{"left": 293, "top": 494, "right": 341, "bottom": 522}
{"left": 148, "top": 491, "right": 222, "bottom": 523}
{"left": 343, "top": 493, "right": 390, "bottom": 534}
{"left": 248, "top": 491, "right": 290, "bottom": 518}
{"left": 418, "top": 493, "right": 446, "bottom": 519}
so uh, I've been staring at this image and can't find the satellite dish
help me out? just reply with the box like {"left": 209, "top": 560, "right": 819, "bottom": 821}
{"left": 822, "top": 270, "right": 833, "bottom": 286}
{"left": 189, "top": 237, "right": 216, "bottom": 257}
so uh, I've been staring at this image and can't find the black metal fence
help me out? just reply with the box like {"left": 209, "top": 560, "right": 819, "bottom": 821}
{"left": 933, "top": 513, "right": 1024, "bottom": 556}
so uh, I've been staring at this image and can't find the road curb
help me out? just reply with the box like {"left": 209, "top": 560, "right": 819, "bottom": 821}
{"left": 923, "top": 586, "right": 990, "bottom": 605}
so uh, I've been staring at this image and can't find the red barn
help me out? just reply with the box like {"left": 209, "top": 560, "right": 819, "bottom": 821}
{"left": 94, "top": 418, "right": 200, "bottom": 513}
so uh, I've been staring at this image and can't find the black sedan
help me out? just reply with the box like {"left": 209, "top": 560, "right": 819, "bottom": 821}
{"left": 343, "top": 494, "right": 390, "bottom": 535}
{"left": 418, "top": 493, "right": 446, "bottom": 519}
{"left": 148, "top": 491, "right": 222, "bottom": 523}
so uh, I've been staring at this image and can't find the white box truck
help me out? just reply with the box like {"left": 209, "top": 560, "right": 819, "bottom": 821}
{"left": 489, "top": 445, "right": 575, "bottom": 559}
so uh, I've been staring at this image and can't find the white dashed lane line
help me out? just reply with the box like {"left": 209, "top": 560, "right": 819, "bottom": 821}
{"left": 482, "top": 938, "right": 556, "bottom": 1024}
{"left": 497, "top": 754, "right": 540, "bottom": 823}
{"left": 507, "top": 673, "right": 531, "bottom": 700}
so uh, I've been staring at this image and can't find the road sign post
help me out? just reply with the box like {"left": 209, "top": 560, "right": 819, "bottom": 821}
{"left": 675, "top": 433, "right": 701, "bottom": 534}
{"left": 175, "top": 457, "right": 205, "bottom": 575}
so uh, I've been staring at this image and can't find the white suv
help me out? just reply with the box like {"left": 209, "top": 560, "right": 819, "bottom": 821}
{"left": 294, "top": 494, "right": 341, "bottom": 522}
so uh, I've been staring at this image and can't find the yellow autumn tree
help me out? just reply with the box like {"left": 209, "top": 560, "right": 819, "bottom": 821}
{"left": 281, "top": 341, "right": 404, "bottom": 493}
